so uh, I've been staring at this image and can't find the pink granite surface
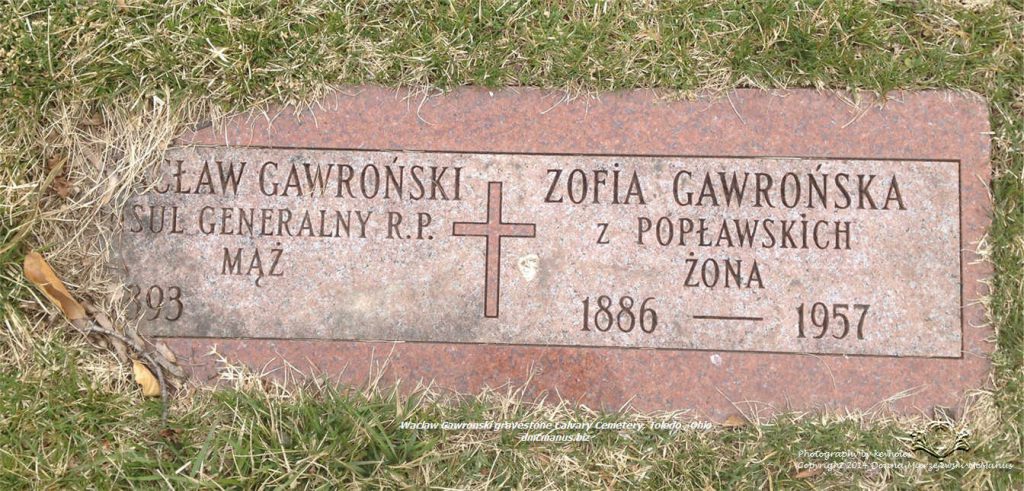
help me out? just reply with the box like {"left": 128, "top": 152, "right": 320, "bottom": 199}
{"left": 147, "top": 87, "right": 990, "bottom": 419}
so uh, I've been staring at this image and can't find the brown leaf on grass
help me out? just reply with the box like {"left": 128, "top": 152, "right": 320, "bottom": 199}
{"left": 155, "top": 341, "right": 177, "bottom": 364}
{"left": 132, "top": 359, "right": 161, "bottom": 397}
{"left": 81, "top": 145, "right": 102, "bottom": 168}
{"left": 51, "top": 175, "right": 74, "bottom": 198}
{"left": 82, "top": 111, "right": 104, "bottom": 126}
{"left": 721, "top": 415, "right": 748, "bottom": 428}
{"left": 127, "top": 327, "right": 146, "bottom": 351}
{"left": 110, "top": 336, "right": 130, "bottom": 365}
{"left": 97, "top": 176, "right": 119, "bottom": 206}
{"left": 159, "top": 428, "right": 179, "bottom": 442}
{"left": 45, "top": 155, "right": 65, "bottom": 171}
{"left": 793, "top": 467, "right": 824, "bottom": 479}
{"left": 23, "top": 251, "right": 86, "bottom": 320}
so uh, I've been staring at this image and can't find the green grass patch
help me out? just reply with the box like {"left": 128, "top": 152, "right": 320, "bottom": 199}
{"left": 1, "top": 0, "right": 1021, "bottom": 487}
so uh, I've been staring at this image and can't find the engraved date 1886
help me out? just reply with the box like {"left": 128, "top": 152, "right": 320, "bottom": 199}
{"left": 581, "top": 295, "right": 658, "bottom": 333}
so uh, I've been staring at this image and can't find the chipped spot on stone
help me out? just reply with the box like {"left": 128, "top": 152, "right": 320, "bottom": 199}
{"left": 517, "top": 254, "right": 539, "bottom": 281}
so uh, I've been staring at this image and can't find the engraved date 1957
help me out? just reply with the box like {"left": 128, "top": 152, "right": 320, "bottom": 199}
{"left": 796, "top": 302, "right": 870, "bottom": 340}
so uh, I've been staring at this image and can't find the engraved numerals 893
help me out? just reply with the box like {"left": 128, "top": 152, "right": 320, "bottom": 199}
{"left": 796, "top": 303, "right": 869, "bottom": 340}
{"left": 581, "top": 296, "right": 657, "bottom": 333}
{"left": 128, "top": 284, "right": 183, "bottom": 321}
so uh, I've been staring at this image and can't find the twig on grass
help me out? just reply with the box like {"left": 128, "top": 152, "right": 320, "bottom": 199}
{"left": 24, "top": 251, "right": 182, "bottom": 423}
{"left": 77, "top": 318, "right": 170, "bottom": 422}
{"left": 79, "top": 300, "right": 181, "bottom": 423}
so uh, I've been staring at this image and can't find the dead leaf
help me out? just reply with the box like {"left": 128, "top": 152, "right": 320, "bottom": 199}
{"left": 92, "top": 309, "right": 114, "bottom": 329}
{"left": 97, "top": 176, "right": 119, "bottom": 206}
{"left": 155, "top": 341, "right": 177, "bottom": 364}
{"left": 82, "top": 112, "right": 104, "bottom": 126}
{"left": 92, "top": 334, "right": 110, "bottom": 350}
{"left": 127, "top": 327, "right": 146, "bottom": 351}
{"left": 793, "top": 467, "right": 823, "bottom": 479}
{"left": 721, "top": 415, "right": 748, "bottom": 428}
{"left": 81, "top": 145, "right": 102, "bottom": 168}
{"left": 159, "top": 428, "right": 179, "bottom": 441}
{"left": 23, "top": 251, "right": 86, "bottom": 320}
{"left": 132, "top": 359, "right": 161, "bottom": 397}
{"left": 110, "top": 336, "right": 130, "bottom": 365}
{"left": 51, "top": 175, "right": 73, "bottom": 198}
{"left": 45, "top": 155, "right": 65, "bottom": 171}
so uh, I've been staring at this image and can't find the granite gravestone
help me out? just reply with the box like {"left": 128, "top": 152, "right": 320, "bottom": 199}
{"left": 116, "top": 88, "right": 991, "bottom": 418}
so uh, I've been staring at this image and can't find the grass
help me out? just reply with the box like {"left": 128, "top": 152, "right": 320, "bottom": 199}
{"left": 1, "top": 0, "right": 1022, "bottom": 488}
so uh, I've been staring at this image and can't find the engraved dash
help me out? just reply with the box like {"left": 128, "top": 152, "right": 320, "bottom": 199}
{"left": 693, "top": 315, "right": 764, "bottom": 322}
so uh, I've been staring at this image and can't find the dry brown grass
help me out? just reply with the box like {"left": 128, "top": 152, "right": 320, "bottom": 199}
{"left": 1, "top": 0, "right": 1021, "bottom": 488}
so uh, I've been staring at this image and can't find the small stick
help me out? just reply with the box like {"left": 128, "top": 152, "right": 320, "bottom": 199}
{"left": 24, "top": 253, "right": 179, "bottom": 423}
{"left": 87, "top": 305, "right": 184, "bottom": 379}
{"left": 70, "top": 317, "right": 171, "bottom": 423}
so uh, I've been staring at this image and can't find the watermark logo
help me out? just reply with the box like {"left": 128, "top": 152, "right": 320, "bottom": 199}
{"left": 909, "top": 421, "right": 971, "bottom": 461}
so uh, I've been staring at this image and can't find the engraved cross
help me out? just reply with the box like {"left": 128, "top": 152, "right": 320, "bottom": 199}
{"left": 452, "top": 181, "right": 536, "bottom": 318}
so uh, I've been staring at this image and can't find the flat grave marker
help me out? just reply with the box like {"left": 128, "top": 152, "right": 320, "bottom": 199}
{"left": 115, "top": 88, "right": 992, "bottom": 418}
